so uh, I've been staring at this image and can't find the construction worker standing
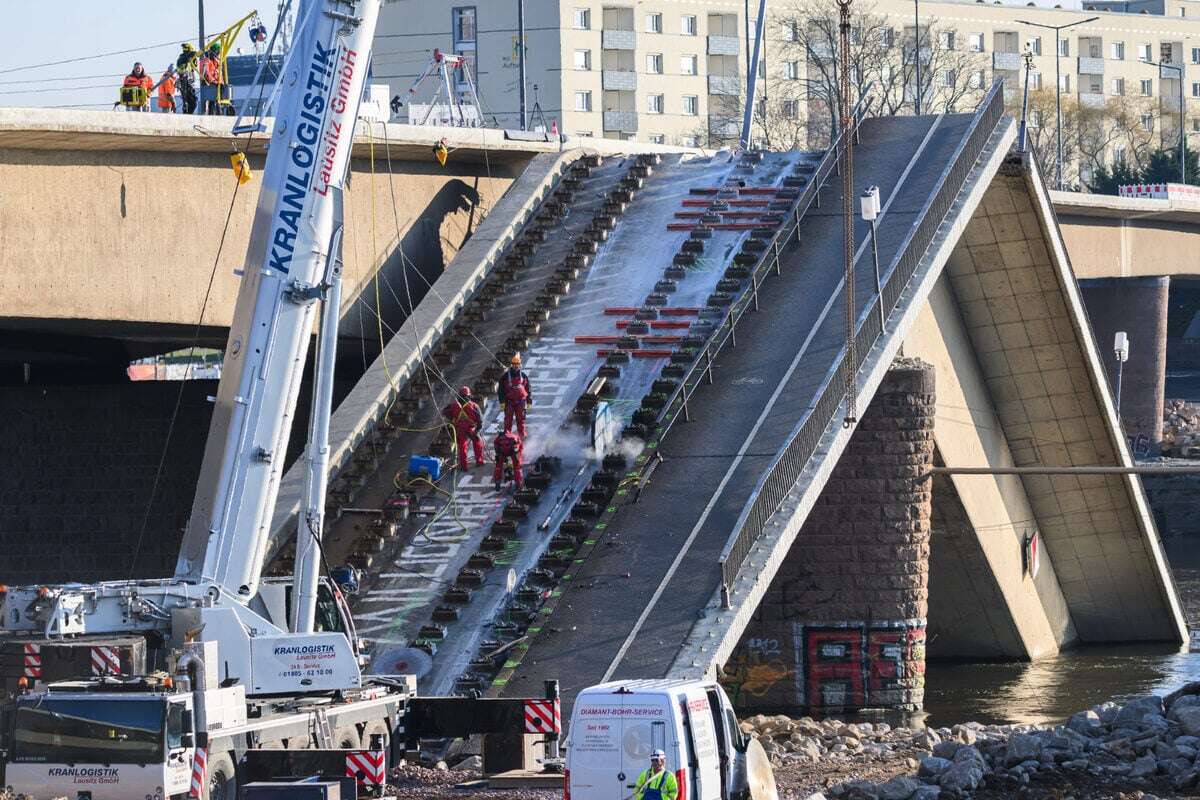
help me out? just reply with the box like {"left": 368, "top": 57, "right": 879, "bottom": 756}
{"left": 198, "top": 45, "right": 223, "bottom": 115}
{"left": 175, "top": 43, "right": 199, "bottom": 114}
{"left": 442, "top": 386, "right": 485, "bottom": 472}
{"left": 634, "top": 751, "right": 678, "bottom": 800}
{"left": 154, "top": 65, "right": 177, "bottom": 113}
{"left": 118, "top": 62, "right": 153, "bottom": 111}
{"left": 493, "top": 430, "right": 524, "bottom": 492}
{"left": 497, "top": 354, "right": 532, "bottom": 439}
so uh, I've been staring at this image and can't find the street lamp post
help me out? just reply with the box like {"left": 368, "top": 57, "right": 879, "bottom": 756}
{"left": 860, "top": 185, "right": 884, "bottom": 330}
{"left": 1113, "top": 331, "right": 1129, "bottom": 415}
{"left": 1019, "top": 50, "right": 1034, "bottom": 151}
{"left": 1016, "top": 16, "right": 1099, "bottom": 190}
{"left": 1148, "top": 60, "right": 1186, "bottom": 184}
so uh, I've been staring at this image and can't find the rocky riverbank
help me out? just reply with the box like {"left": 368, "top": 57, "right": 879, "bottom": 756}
{"left": 750, "top": 682, "right": 1200, "bottom": 799}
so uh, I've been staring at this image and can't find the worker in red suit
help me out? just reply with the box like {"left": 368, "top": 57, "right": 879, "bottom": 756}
{"left": 493, "top": 430, "right": 524, "bottom": 492}
{"left": 442, "top": 386, "right": 485, "bottom": 471}
{"left": 497, "top": 353, "right": 533, "bottom": 438}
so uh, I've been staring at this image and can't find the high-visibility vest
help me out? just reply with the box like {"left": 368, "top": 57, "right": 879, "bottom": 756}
{"left": 199, "top": 57, "right": 220, "bottom": 85}
{"left": 157, "top": 75, "right": 176, "bottom": 106}
{"left": 635, "top": 770, "right": 678, "bottom": 800}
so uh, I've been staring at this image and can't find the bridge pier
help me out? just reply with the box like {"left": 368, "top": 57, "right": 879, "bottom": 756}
{"left": 1077, "top": 277, "right": 1169, "bottom": 457}
{"left": 723, "top": 362, "right": 935, "bottom": 715}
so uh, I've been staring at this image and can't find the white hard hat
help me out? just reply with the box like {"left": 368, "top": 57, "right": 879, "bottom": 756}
{"left": 650, "top": 749, "right": 666, "bottom": 760}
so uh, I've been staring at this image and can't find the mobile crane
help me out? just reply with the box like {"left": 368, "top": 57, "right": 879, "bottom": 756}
{"left": 0, "top": 2, "right": 405, "bottom": 798}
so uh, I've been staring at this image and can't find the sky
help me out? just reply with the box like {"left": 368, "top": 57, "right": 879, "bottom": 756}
{"left": 0, "top": 1, "right": 284, "bottom": 109}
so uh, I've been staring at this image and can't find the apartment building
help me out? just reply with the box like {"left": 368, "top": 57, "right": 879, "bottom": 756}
{"left": 374, "top": 0, "right": 1200, "bottom": 168}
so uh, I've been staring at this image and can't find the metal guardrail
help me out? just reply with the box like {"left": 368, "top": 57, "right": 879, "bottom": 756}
{"left": 717, "top": 82, "right": 1007, "bottom": 594}
{"left": 620, "top": 94, "right": 875, "bottom": 503}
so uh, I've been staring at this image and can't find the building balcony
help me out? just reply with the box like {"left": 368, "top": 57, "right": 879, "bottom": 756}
{"left": 708, "top": 35, "right": 740, "bottom": 56}
{"left": 602, "top": 29, "right": 636, "bottom": 50}
{"left": 603, "top": 110, "right": 638, "bottom": 132}
{"left": 708, "top": 116, "right": 739, "bottom": 136}
{"left": 1161, "top": 64, "right": 1184, "bottom": 80}
{"left": 708, "top": 75, "right": 742, "bottom": 96}
{"left": 1077, "top": 56, "right": 1105, "bottom": 75}
{"left": 1079, "top": 92, "right": 1106, "bottom": 108}
{"left": 602, "top": 70, "right": 637, "bottom": 91}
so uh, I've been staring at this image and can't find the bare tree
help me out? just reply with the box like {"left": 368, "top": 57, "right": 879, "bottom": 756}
{"left": 771, "top": 0, "right": 988, "bottom": 147}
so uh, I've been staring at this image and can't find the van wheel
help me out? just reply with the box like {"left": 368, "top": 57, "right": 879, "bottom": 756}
{"left": 207, "top": 752, "right": 237, "bottom": 800}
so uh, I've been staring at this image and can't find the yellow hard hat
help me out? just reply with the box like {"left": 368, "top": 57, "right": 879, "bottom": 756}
{"left": 510, "top": 354, "right": 522, "bottom": 366}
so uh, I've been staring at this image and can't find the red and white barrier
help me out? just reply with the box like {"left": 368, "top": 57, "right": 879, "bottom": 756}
{"left": 346, "top": 750, "right": 387, "bottom": 786}
{"left": 524, "top": 698, "right": 561, "bottom": 733}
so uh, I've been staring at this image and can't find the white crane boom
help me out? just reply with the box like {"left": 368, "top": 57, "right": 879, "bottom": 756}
{"left": 175, "top": 0, "right": 380, "bottom": 599}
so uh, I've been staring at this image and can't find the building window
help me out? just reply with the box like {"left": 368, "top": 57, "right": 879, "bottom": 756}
{"left": 682, "top": 95, "right": 699, "bottom": 115}
{"left": 574, "top": 49, "right": 592, "bottom": 70}
{"left": 881, "top": 64, "right": 894, "bottom": 83}
{"left": 1029, "top": 72, "right": 1042, "bottom": 90}
{"left": 1111, "top": 77, "right": 1125, "bottom": 95}
{"left": 938, "top": 69, "right": 955, "bottom": 88}
{"left": 647, "top": 93, "right": 664, "bottom": 113}
{"left": 1026, "top": 36, "right": 1042, "bottom": 56}
{"left": 648, "top": 134, "right": 666, "bottom": 144}
{"left": 646, "top": 53, "right": 663, "bottom": 74}
{"left": 1141, "top": 113, "right": 1154, "bottom": 129}
{"left": 1138, "top": 43, "right": 1152, "bottom": 61}
{"left": 781, "top": 99, "right": 799, "bottom": 118}
{"left": 1193, "top": 82, "right": 1200, "bottom": 97}
{"left": 1059, "top": 73, "right": 1071, "bottom": 92}
{"left": 1111, "top": 41, "right": 1125, "bottom": 60}
{"left": 1030, "top": 110, "right": 1041, "bottom": 128}
{"left": 681, "top": 54, "right": 698, "bottom": 75}
{"left": 969, "top": 32, "right": 984, "bottom": 52}
{"left": 1193, "top": 47, "right": 1200, "bottom": 64}
{"left": 785, "top": 60, "right": 799, "bottom": 80}
{"left": 968, "top": 69, "right": 984, "bottom": 89}
{"left": 682, "top": 14, "right": 697, "bottom": 35}
{"left": 882, "top": 27, "right": 895, "bottom": 48}
{"left": 939, "top": 31, "right": 955, "bottom": 50}
{"left": 574, "top": 8, "right": 591, "bottom": 29}
{"left": 1193, "top": 117, "right": 1200, "bottom": 132}
{"left": 575, "top": 90, "right": 592, "bottom": 111}
{"left": 1059, "top": 38, "right": 1069, "bottom": 57}
{"left": 1141, "top": 78, "right": 1153, "bottom": 95}
{"left": 1114, "top": 145, "right": 1127, "bottom": 165}
{"left": 681, "top": 135, "right": 700, "bottom": 147}
{"left": 453, "top": 6, "right": 476, "bottom": 41}
{"left": 758, "top": 59, "right": 766, "bottom": 78}
{"left": 645, "top": 12, "right": 662, "bottom": 33}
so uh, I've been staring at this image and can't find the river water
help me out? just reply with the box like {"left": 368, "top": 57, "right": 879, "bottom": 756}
{"left": 918, "top": 538, "right": 1200, "bottom": 728}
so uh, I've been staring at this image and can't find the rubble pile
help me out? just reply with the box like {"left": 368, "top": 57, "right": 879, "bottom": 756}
{"left": 743, "top": 684, "right": 1200, "bottom": 799}
{"left": 1162, "top": 400, "right": 1200, "bottom": 457}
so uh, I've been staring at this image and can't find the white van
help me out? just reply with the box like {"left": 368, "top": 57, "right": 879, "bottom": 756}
{"left": 566, "top": 679, "right": 773, "bottom": 800}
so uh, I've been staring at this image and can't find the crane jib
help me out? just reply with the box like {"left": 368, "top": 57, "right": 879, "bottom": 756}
{"left": 267, "top": 39, "right": 360, "bottom": 275}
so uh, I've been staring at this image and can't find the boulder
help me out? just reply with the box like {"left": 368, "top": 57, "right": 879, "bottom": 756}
{"left": 1114, "top": 696, "right": 1164, "bottom": 728}
{"left": 1066, "top": 709, "right": 1103, "bottom": 736}
{"left": 451, "top": 755, "right": 482, "bottom": 771}
{"left": 1093, "top": 701, "right": 1121, "bottom": 725}
{"left": 910, "top": 729, "right": 940, "bottom": 751}
{"left": 951, "top": 725, "right": 977, "bottom": 745}
{"left": 911, "top": 787, "right": 941, "bottom": 800}
{"left": 931, "top": 741, "right": 960, "bottom": 760}
{"left": 1168, "top": 694, "right": 1200, "bottom": 722}
{"left": 1004, "top": 733, "right": 1042, "bottom": 767}
{"left": 1175, "top": 706, "right": 1200, "bottom": 738}
{"left": 1129, "top": 754, "right": 1157, "bottom": 778}
{"left": 1164, "top": 681, "right": 1200, "bottom": 713}
{"left": 918, "top": 756, "right": 953, "bottom": 778}
{"left": 876, "top": 776, "right": 920, "bottom": 800}
{"left": 938, "top": 759, "right": 984, "bottom": 794}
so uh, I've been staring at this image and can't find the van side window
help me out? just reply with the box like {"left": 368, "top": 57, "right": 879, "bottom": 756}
{"left": 725, "top": 707, "right": 745, "bottom": 751}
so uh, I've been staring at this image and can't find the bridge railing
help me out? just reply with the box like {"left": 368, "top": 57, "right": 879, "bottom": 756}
{"left": 621, "top": 95, "right": 876, "bottom": 501}
{"left": 717, "top": 82, "right": 1006, "bottom": 596}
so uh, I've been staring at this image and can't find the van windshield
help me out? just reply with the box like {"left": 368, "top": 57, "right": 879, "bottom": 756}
{"left": 11, "top": 698, "right": 165, "bottom": 764}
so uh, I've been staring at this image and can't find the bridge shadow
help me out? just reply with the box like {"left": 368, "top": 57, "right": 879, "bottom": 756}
{"left": 338, "top": 177, "right": 484, "bottom": 367}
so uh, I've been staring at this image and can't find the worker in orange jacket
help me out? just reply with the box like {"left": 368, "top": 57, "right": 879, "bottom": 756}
{"left": 119, "top": 62, "right": 153, "bottom": 111}
{"left": 154, "top": 65, "right": 177, "bottom": 113}
{"left": 441, "top": 386, "right": 485, "bottom": 471}
{"left": 198, "top": 45, "right": 223, "bottom": 115}
{"left": 493, "top": 431, "right": 524, "bottom": 492}
{"left": 497, "top": 353, "right": 532, "bottom": 439}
